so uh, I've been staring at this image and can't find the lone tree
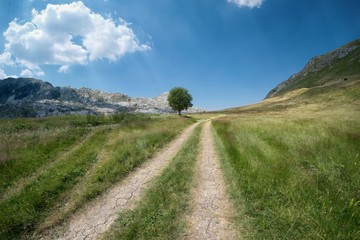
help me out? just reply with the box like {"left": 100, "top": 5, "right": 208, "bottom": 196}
{"left": 167, "top": 87, "right": 193, "bottom": 116}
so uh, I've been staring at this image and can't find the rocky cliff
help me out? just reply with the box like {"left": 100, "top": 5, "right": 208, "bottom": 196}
{"left": 0, "top": 78, "right": 202, "bottom": 118}
{"left": 266, "top": 39, "right": 360, "bottom": 98}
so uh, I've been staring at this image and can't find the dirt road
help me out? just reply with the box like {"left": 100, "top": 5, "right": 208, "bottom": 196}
{"left": 187, "top": 121, "right": 238, "bottom": 239}
{"left": 40, "top": 123, "right": 199, "bottom": 240}
{"left": 38, "top": 120, "right": 239, "bottom": 240}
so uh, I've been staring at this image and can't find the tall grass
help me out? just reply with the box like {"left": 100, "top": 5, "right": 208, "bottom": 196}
{"left": 0, "top": 128, "right": 89, "bottom": 197}
{"left": 40, "top": 117, "right": 194, "bottom": 229}
{"left": 0, "top": 114, "right": 194, "bottom": 239}
{"left": 213, "top": 114, "right": 360, "bottom": 239}
{"left": 103, "top": 125, "right": 202, "bottom": 240}
{"left": 0, "top": 128, "right": 113, "bottom": 239}
{"left": 0, "top": 113, "right": 152, "bottom": 133}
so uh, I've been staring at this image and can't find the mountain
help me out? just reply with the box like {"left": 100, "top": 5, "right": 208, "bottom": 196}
{"left": 266, "top": 39, "right": 360, "bottom": 98}
{"left": 223, "top": 39, "right": 360, "bottom": 114}
{"left": 0, "top": 78, "right": 202, "bottom": 118}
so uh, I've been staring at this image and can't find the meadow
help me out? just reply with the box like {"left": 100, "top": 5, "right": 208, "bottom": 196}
{"left": 0, "top": 114, "right": 194, "bottom": 239}
{"left": 213, "top": 93, "right": 360, "bottom": 239}
{"left": 1, "top": 79, "right": 359, "bottom": 239}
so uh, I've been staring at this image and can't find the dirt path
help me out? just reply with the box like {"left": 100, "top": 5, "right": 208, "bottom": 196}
{"left": 38, "top": 126, "right": 128, "bottom": 230}
{"left": 39, "top": 122, "right": 199, "bottom": 240}
{"left": 187, "top": 121, "right": 238, "bottom": 239}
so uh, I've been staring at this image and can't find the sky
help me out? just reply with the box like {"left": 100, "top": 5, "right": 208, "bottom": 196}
{"left": 0, "top": 0, "right": 359, "bottom": 110}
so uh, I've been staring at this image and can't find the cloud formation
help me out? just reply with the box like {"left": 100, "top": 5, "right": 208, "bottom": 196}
{"left": 0, "top": 69, "right": 7, "bottom": 79}
{"left": 227, "top": 0, "right": 264, "bottom": 8}
{"left": 1, "top": 1, "right": 150, "bottom": 76}
{"left": 20, "top": 69, "right": 34, "bottom": 78}
{"left": 58, "top": 65, "right": 70, "bottom": 74}
{"left": 0, "top": 68, "right": 17, "bottom": 79}
{"left": 0, "top": 52, "right": 13, "bottom": 65}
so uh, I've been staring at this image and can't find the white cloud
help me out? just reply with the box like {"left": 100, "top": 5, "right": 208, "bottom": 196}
{"left": 0, "top": 52, "right": 13, "bottom": 65}
{"left": 84, "top": 17, "right": 150, "bottom": 61}
{"left": 227, "top": 0, "right": 264, "bottom": 8}
{"left": 58, "top": 65, "right": 70, "bottom": 73}
{"left": 20, "top": 69, "right": 34, "bottom": 77}
{"left": 0, "top": 69, "right": 8, "bottom": 79}
{"left": 1, "top": 1, "right": 149, "bottom": 75}
{"left": 0, "top": 69, "right": 18, "bottom": 79}
{"left": 17, "top": 59, "right": 45, "bottom": 76}
{"left": 35, "top": 69, "right": 45, "bottom": 76}
{"left": 19, "top": 68, "right": 44, "bottom": 78}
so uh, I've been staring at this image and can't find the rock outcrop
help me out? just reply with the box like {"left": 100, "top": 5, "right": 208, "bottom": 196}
{"left": 0, "top": 78, "right": 203, "bottom": 118}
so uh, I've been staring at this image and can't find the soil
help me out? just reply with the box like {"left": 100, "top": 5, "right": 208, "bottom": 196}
{"left": 187, "top": 121, "right": 238, "bottom": 239}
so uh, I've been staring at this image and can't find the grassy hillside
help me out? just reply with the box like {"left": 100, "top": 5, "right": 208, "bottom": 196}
{"left": 277, "top": 47, "right": 359, "bottom": 96}
{"left": 0, "top": 114, "right": 194, "bottom": 239}
{"left": 225, "top": 76, "right": 360, "bottom": 115}
{"left": 266, "top": 39, "right": 360, "bottom": 98}
{"left": 212, "top": 43, "right": 360, "bottom": 238}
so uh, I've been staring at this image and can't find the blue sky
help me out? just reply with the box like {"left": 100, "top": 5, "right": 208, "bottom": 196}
{"left": 0, "top": 0, "right": 359, "bottom": 110}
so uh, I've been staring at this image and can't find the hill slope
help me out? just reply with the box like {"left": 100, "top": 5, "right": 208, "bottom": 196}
{"left": 0, "top": 78, "right": 201, "bottom": 118}
{"left": 225, "top": 39, "right": 360, "bottom": 114}
{"left": 266, "top": 39, "right": 360, "bottom": 98}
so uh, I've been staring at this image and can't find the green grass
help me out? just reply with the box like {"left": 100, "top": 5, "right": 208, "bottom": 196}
{"left": 224, "top": 77, "right": 360, "bottom": 116}
{"left": 102, "top": 125, "right": 202, "bottom": 240}
{"left": 0, "top": 127, "right": 113, "bottom": 239}
{"left": 0, "top": 114, "right": 194, "bottom": 239}
{"left": 274, "top": 45, "right": 360, "bottom": 97}
{"left": 0, "top": 113, "right": 156, "bottom": 199}
{"left": 0, "top": 113, "right": 153, "bottom": 133}
{"left": 213, "top": 114, "right": 360, "bottom": 239}
{"left": 40, "top": 117, "right": 194, "bottom": 229}
{"left": 0, "top": 127, "right": 89, "bottom": 197}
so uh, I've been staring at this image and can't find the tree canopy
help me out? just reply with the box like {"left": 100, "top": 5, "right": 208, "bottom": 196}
{"left": 167, "top": 87, "right": 193, "bottom": 115}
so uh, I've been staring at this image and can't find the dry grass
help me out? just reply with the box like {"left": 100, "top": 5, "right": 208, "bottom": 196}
{"left": 213, "top": 82, "right": 360, "bottom": 239}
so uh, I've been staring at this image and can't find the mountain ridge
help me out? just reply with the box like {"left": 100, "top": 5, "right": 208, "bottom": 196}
{"left": 265, "top": 39, "right": 360, "bottom": 98}
{"left": 0, "top": 78, "right": 202, "bottom": 118}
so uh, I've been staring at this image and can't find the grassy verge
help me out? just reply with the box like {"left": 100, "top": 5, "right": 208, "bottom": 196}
{"left": 0, "top": 127, "right": 89, "bottom": 197}
{"left": 0, "top": 114, "right": 194, "bottom": 239}
{"left": 0, "top": 127, "right": 113, "bottom": 239}
{"left": 102, "top": 125, "right": 202, "bottom": 240}
{"left": 0, "top": 113, "right": 156, "bottom": 194}
{"left": 212, "top": 125, "right": 250, "bottom": 238}
{"left": 40, "top": 117, "right": 194, "bottom": 229}
{"left": 0, "top": 113, "right": 153, "bottom": 132}
{"left": 213, "top": 114, "right": 360, "bottom": 239}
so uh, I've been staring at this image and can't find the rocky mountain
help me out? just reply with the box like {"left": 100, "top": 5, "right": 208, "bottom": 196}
{"left": 0, "top": 78, "right": 203, "bottom": 118}
{"left": 266, "top": 39, "right": 360, "bottom": 98}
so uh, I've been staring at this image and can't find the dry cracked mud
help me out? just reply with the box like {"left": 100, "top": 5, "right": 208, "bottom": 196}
{"left": 38, "top": 122, "right": 199, "bottom": 240}
{"left": 187, "top": 121, "right": 238, "bottom": 240}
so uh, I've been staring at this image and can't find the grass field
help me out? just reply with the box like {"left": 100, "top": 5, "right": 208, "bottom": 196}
{"left": 1, "top": 77, "right": 359, "bottom": 239}
{"left": 213, "top": 106, "right": 360, "bottom": 239}
{"left": 103, "top": 125, "right": 202, "bottom": 239}
{"left": 0, "top": 114, "right": 194, "bottom": 239}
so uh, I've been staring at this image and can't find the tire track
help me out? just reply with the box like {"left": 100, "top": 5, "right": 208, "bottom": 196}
{"left": 187, "top": 121, "right": 238, "bottom": 239}
{"left": 38, "top": 122, "right": 199, "bottom": 240}
{"left": 1, "top": 124, "right": 119, "bottom": 203}
{"left": 0, "top": 129, "right": 96, "bottom": 203}
{"left": 38, "top": 125, "right": 127, "bottom": 231}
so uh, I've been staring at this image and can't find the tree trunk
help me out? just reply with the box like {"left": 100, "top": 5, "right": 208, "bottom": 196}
{"left": 178, "top": 110, "right": 181, "bottom": 116}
